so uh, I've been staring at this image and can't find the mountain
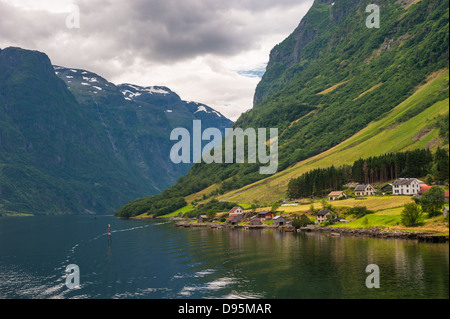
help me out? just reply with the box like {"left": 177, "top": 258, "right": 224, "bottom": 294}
{"left": 53, "top": 65, "right": 233, "bottom": 188}
{"left": 115, "top": 0, "right": 449, "bottom": 218}
{"left": 0, "top": 47, "right": 233, "bottom": 216}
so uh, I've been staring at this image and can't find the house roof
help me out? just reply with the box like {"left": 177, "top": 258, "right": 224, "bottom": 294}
{"left": 258, "top": 211, "right": 273, "bottom": 216}
{"left": 418, "top": 184, "right": 431, "bottom": 194}
{"left": 273, "top": 215, "right": 285, "bottom": 220}
{"left": 355, "top": 184, "right": 374, "bottom": 191}
{"left": 418, "top": 185, "right": 449, "bottom": 197}
{"left": 328, "top": 191, "right": 345, "bottom": 196}
{"left": 227, "top": 213, "right": 241, "bottom": 221}
{"left": 392, "top": 178, "right": 423, "bottom": 186}
{"left": 317, "top": 209, "right": 332, "bottom": 216}
{"left": 229, "top": 206, "right": 243, "bottom": 214}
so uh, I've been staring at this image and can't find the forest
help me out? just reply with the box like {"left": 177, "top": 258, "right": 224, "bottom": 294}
{"left": 287, "top": 148, "right": 449, "bottom": 199}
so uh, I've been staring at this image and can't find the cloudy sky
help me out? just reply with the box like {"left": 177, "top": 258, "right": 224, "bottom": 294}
{"left": 0, "top": 0, "right": 313, "bottom": 120}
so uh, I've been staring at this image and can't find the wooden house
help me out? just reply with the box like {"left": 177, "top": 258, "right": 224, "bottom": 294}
{"left": 328, "top": 191, "right": 346, "bottom": 201}
{"left": 317, "top": 209, "right": 333, "bottom": 223}
{"left": 249, "top": 215, "right": 262, "bottom": 226}
{"left": 198, "top": 215, "right": 208, "bottom": 223}
{"left": 227, "top": 213, "right": 243, "bottom": 225}
{"left": 273, "top": 215, "right": 286, "bottom": 226}
{"left": 392, "top": 178, "right": 423, "bottom": 195}
{"left": 354, "top": 184, "right": 376, "bottom": 196}
{"left": 257, "top": 211, "right": 275, "bottom": 220}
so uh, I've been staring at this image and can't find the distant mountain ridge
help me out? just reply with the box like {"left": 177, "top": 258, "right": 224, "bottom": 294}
{"left": 0, "top": 47, "right": 233, "bottom": 215}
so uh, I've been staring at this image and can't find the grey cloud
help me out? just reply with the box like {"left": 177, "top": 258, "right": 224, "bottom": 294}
{"left": 0, "top": 0, "right": 313, "bottom": 119}
{"left": 1, "top": 0, "right": 311, "bottom": 64}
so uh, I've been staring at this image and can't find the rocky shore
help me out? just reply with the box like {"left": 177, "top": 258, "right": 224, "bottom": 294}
{"left": 173, "top": 220, "right": 448, "bottom": 243}
{"left": 302, "top": 226, "right": 449, "bottom": 243}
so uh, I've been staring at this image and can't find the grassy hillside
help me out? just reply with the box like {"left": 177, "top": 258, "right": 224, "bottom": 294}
{"left": 202, "top": 69, "right": 449, "bottom": 205}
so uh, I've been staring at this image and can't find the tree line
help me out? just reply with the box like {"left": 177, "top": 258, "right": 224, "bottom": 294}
{"left": 287, "top": 148, "right": 449, "bottom": 199}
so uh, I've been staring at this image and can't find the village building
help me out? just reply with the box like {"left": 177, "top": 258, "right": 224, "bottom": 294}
{"left": 380, "top": 183, "right": 392, "bottom": 195}
{"left": 273, "top": 215, "right": 286, "bottom": 226}
{"left": 198, "top": 215, "right": 208, "bottom": 223}
{"left": 354, "top": 184, "right": 376, "bottom": 196}
{"left": 418, "top": 183, "right": 431, "bottom": 196}
{"left": 334, "top": 216, "right": 349, "bottom": 223}
{"left": 228, "top": 206, "right": 244, "bottom": 215}
{"left": 257, "top": 211, "right": 275, "bottom": 220}
{"left": 226, "top": 213, "right": 243, "bottom": 225}
{"left": 392, "top": 178, "right": 423, "bottom": 195}
{"left": 418, "top": 185, "right": 449, "bottom": 203}
{"left": 328, "top": 191, "right": 347, "bottom": 201}
{"left": 317, "top": 209, "right": 333, "bottom": 223}
{"left": 249, "top": 215, "right": 262, "bottom": 226}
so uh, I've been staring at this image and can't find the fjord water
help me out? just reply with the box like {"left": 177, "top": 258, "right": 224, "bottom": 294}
{"left": 0, "top": 215, "right": 448, "bottom": 299}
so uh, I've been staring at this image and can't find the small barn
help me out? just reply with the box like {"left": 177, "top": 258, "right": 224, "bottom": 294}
{"left": 249, "top": 215, "right": 262, "bottom": 226}
{"left": 328, "top": 191, "right": 346, "bottom": 201}
{"left": 198, "top": 215, "right": 208, "bottom": 223}
{"left": 227, "top": 213, "right": 243, "bottom": 225}
{"left": 273, "top": 215, "right": 286, "bottom": 226}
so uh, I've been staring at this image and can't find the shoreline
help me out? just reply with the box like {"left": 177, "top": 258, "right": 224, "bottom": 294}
{"left": 170, "top": 219, "right": 449, "bottom": 243}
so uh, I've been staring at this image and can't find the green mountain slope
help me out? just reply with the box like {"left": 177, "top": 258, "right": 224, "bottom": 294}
{"left": 217, "top": 69, "right": 449, "bottom": 205}
{"left": 116, "top": 0, "right": 449, "bottom": 218}
{"left": 0, "top": 47, "right": 143, "bottom": 215}
{"left": 0, "top": 47, "right": 233, "bottom": 216}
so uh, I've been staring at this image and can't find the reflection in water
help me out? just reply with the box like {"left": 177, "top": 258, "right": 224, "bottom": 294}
{"left": 0, "top": 216, "right": 448, "bottom": 299}
{"left": 176, "top": 226, "right": 449, "bottom": 299}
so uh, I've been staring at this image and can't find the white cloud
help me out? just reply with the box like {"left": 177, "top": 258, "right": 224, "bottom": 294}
{"left": 0, "top": 0, "right": 314, "bottom": 121}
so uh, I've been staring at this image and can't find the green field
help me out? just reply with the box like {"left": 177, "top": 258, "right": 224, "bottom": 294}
{"left": 158, "top": 205, "right": 195, "bottom": 218}
{"left": 277, "top": 196, "right": 448, "bottom": 235}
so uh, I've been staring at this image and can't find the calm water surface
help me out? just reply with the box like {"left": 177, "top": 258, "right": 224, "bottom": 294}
{"left": 0, "top": 215, "right": 448, "bottom": 299}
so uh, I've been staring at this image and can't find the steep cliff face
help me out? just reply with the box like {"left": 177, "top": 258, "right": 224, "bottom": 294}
{"left": 0, "top": 47, "right": 233, "bottom": 215}
{"left": 254, "top": 0, "right": 375, "bottom": 106}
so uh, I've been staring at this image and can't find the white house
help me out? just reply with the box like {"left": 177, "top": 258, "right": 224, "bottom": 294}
{"left": 317, "top": 209, "right": 333, "bottom": 223}
{"left": 328, "top": 191, "right": 347, "bottom": 201}
{"left": 228, "top": 206, "right": 244, "bottom": 214}
{"left": 392, "top": 178, "right": 423, "bottom": 196}
{"left": 354, "top": 184, "right": 376, "bottom": 196}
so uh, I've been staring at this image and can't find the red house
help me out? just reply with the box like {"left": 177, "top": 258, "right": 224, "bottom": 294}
{"left": 257, "top": 211, "right": 275, "bottom": 220}
{"left": 418, "top": 184, "right": 431, "bottom": 195}
{"left": 419, "top": 185, "right": 449, "bottom": 202}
